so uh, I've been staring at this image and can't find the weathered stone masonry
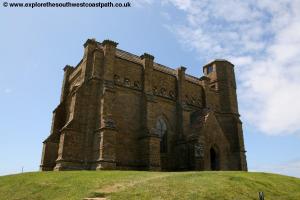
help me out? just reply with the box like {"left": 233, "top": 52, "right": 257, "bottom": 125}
{"left": 40, "top": 38, "right": 247, "bottom": 171}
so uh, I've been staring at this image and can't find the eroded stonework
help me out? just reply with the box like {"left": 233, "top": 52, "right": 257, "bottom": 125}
{"left": 40, "top": 38, "right": 248, "bottom": 171}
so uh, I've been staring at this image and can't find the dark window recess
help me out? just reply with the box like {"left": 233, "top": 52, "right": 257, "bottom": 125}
{"left": 156, "top": 118, "right": 168, "bottom": 153}
{"left": 161, "top": 133, "right": 167, "bottom": 153}
{"left": 210, "top": 84, "right": 216, "bottom": 89}
{"left": 190, "top": 110, "right": 201, "bottom": 125}
{"left": 207, "top": 66, "right": 213, "bottom": 74}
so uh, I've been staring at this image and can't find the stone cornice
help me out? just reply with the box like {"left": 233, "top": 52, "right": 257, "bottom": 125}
{"left": 83, "top": 38, "right": 97, "bottom": 48}
{"left": 102, "top": 39, "right": 118, "bottom": 47}
{"left": 63, "top": 65, "right": 74, "bottom": 71}
{"left": 140, "top": 53, "right": 154, "bottom": 60}
{"left": 203, "top": 59, "right": 234, "bottom": 68}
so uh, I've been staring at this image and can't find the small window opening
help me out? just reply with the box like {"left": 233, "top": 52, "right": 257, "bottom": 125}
{"left": 207, "top": 66, "right": 213, "bottom": 74}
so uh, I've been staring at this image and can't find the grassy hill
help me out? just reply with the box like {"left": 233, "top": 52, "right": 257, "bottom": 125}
{"left": 0, "top": 171, "right": 299, "bottom": 200}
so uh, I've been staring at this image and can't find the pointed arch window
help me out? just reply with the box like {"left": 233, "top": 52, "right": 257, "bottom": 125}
{"left": 156, "top": 117, "right": 168, "bottom": 153}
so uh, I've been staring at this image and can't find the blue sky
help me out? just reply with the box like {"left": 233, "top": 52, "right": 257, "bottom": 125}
{"left": 0, "top": 0, "right": 299, "bottom": 177}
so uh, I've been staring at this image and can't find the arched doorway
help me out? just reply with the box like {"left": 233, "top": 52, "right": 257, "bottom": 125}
{"left": 210, "top": 147, "right": 219, "bottom": 170}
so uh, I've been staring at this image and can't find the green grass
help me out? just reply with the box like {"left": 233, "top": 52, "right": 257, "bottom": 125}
{"left": 0, "top": 171, "right": 299, "bottom": 200}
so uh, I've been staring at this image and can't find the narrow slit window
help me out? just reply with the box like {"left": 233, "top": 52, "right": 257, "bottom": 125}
{"left": 207, "top": 66, "right": 213, "bottom": 74}
{"left": 156, "top": 118, "right": 168, "bottom": 153}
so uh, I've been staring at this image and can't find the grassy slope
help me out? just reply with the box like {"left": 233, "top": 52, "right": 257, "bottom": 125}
{"left": 0, "top": 171, "right": 299, "bottom": 200}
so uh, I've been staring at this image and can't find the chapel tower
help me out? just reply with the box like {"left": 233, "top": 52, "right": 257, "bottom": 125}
{"left": 203, "top": 60, "right": 247, "bottom": 170}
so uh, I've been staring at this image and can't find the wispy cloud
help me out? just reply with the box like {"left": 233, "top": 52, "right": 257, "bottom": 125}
{"left": 251, "top": 159, "right": 300, "bottom": 178}
{"left": 162, "top": 0, "right": 300, "bottom": 136}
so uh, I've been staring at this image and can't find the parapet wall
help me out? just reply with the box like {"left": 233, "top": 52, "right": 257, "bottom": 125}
{"left": 65, "top": 42, "right": 209, "bottom": 109}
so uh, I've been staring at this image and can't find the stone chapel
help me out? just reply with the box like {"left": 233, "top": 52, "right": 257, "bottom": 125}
{"left": 40, "top": 38, "right": 248, "bottom": 171}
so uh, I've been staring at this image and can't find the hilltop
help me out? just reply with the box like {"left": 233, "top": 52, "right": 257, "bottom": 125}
{"left": 0, "top": 171, "right": 299, "bottom": 200}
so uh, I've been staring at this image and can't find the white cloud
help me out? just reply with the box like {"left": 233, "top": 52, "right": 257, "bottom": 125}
{"left": 230, "top": 56, "right": 253, "bottom": 66}
{"left": 163, "top": 0, "right": 300, "bottom": 136}
{"left": 251, "top": 159, "right": 300, "bottom": 178}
